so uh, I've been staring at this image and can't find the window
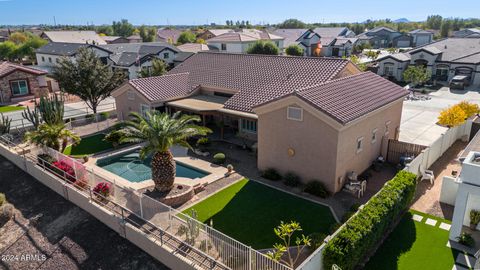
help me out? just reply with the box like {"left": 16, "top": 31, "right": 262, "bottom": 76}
{"left": 371, "top": 128, "right": 378, "bottom": 144}
{"left": 41, "top": 56, "right": 45, "bottom": 62}
{"left": 10, "top": 80, "right": 29, "bottom": 96}
{"left": 221, "top": 43, "right": 227, "bottom": 51}
{"left": 356, "top": 137, "right": 364, "bottom": 153}
{"left": 163, "top": 52, "right": 169, "bottom": 59}
{"left": 48, "top": 57, "right": 52, "bottom": 63}
{"left": 287, "top": 106, "right": 303, "bottom": 121}
{"left": 275, "top": 41, "right": 280, "bottom": 47}
{"left": 384, "top": 63, "right": 394, "bottom": 76}
{"left": 127, "top": 91, "right": 135, "bottom": 100}
{"left": 241, "top": 119, "right": 257, "bottom": 133}
{"left": 140, "top": 104, "right": 150, "bottom": 117}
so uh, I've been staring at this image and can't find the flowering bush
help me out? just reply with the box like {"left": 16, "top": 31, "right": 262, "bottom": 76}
{"left": 52, "top": 161, "right": 76, "bottom": 181}
{"left": 93, "top": 182, "right": 110, "bottom": 199}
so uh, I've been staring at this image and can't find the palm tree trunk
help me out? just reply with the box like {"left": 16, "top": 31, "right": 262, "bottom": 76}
{"left": 151, "top": 151, "right": 176, "bottom": 192}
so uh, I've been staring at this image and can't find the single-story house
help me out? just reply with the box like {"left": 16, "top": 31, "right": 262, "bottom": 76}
{"left": 157, "top": 28, "right": 183, "bottom": 44}
{"left": 357, "top": 27, "right": 410, "bottom": 48}
{"left": 112, "top": 52, "right": 407, "bottom": 193}
{"left": 0, "top": 61, "right": 48, "bottom": 104}
{"left": 409, "top": 29, "right": 434, "bottom": 47}
{"left": 177, "top": 43, "right": 218, "bottom": 53}
{"left": 296, "top": 27, "right": 357, "bottom": 57}
{"left": 377, "top": 38, "right": 480, "bottom": 87}
{"left": 206, "top": 31, "right": 284, "bottom": 53}
{"left": 197, "top": 29, "right": 234, "bottom": 41}
{"left": 101, "top": 36, "right": 129, "bottom": 44}
{"left": 453, "top": 28, "right": 480, "bottom": 38}
{"left": 41, "top": 31, "right": 107, "bottom": 45}
{"left": 35, "top": 42, "right": 179, "bottom": 79}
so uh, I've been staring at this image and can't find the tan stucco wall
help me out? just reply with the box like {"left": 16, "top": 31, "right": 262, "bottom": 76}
{"left": 113, "top": 84, "right": 153, "bottom": 121}
{"left": 257, "top": 99, "right": 340, "bottom": 193}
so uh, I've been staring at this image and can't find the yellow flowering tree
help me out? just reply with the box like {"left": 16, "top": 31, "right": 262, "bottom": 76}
{"left": 438, "top": 105, "right": 467, "bottom": 127}
{"left": 457, "top": 101, "right": 480, "bottom": 118}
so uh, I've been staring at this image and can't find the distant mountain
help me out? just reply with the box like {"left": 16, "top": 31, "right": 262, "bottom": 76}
{"left": 393, "top": 18, "right": 410, "bottom": 23}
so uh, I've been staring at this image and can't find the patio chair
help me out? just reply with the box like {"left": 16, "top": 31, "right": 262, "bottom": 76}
{"left": 420, "top": 166, "right": 435, "bottom": 185}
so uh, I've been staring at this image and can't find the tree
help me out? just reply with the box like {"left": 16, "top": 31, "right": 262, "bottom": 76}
{"left": 177, "top": 31, "right": 196, "bottom": 44}
{"left": 247, "top": 41, "right": 279, "bottom": 55}
{"left": 403, "top": 65, "right": 431, "bottom": 86}
{"left": 364, "top": 50, "right": 379, "bottom": 60}
{"left": 438, "top": 105, "right": 467, "bottom": 127}
{"left": 16, "top": 35, "right": 47, "bottom": 62}
{"left": 112, "top": 19, "right": 134, "bottom": 37}
{"left": 0, "top": 41, "right": 17, "bottom": 61}
{"left": 440, "top": 19, "right": 451, "bottom": 38}
{"left": 8, "top": 32, "right": 28, "bottom": 44}
{"left": 24, "top": 123, "right": 80, "bottom": 152}
{"left": 195, "top": 38, "right": 206, "bottom": 44}
{"left": 285, "top": 44, "right": 304, "bottom": 56}
{"left": 97, "top": 25, "right": 114, "bottom": 36}
{"left": 53, "top": 47, "right": 126, "bottom": 114}
{"left": 349, "top": 55, "right": 367, "bottom": 71}
{"left": 114, "top": 111, "right": 211, "bottom": 192}
{"left": 426, "top": 15, "right": 443, "bottom": 30}
{"left": 139, "top": 25, "right": 157, "bottom": 42}
{"left": 278, "top": 19, "right": 306, "bottom": 29}
{"left": 266, "top": 221, "right": 311, "bottom": 268}
{"left": 138, "top": 59, "right": 167, "bottom": 78}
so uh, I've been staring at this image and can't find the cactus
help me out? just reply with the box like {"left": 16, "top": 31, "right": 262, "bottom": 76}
{"left": 176, "top": 209, "right": 200, "bottom": 245}
{"left": 22, "top": 106, "right": 43, "bottom": 129}
{"left": 0, "top": 114, "right": 11, "bottom": 135}
{"left": 38, "top": 94, "right": 64, "bottom": 125}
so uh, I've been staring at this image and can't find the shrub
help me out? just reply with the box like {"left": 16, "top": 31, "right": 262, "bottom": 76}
{"left": 0, "top": 193, "right": 5, "bottom": 207}
{"left": 93, "top": 182, "right": 110, "bottom": 198}
{"left": 457, "top": 232, "right": 475, "bottom": 247}
{"left": 308, "top": 232, "right": 327, "bottom": 251}
{"left": 323, "top": 171, "right": 417, "bottom": 270}
{"left": 196, "top": 137, "right": 209, "bottom": 147}
{"left": 52, "top": 161, "right": 76, "bottom": 182}
{"left": 457, "top": 101, "right": 480, "bottom": 118}
{"left": 85, "top": 114, "right": 94, "bottom": 120}
{"left": 0, "top": 203, "right": 14, "bottom": 226}
{"left": 262, "top": 168, "right": 282, "bottom": 181}
{"left": 37, "top": 153, "right": 56, "bottom": 165}
{"left": 438, "top": 105, "right": 467, "bottom": 127}
{"left": 470, "top": 209, "right": 480, "bottom": 228}
{"left": 213, "top": 153, "right": 225, "bottom": 164}
{"left": 284, "top": 172, "right": 301, "bottom": 187}
{"left": 304, "top": 180, "right": 329, "bottom": 198}
{"left": 100, "top": 112, "right": 110, "bottom": 120}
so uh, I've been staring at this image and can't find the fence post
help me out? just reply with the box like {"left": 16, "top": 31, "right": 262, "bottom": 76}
{"left": 169, "top": 207, "right": 172, "bottom": 229}
{"left": 248, "top": 246, "right": 252, "bottom": 270}
{"left": 140, "top": 194, "right": 144, "bottom": 218}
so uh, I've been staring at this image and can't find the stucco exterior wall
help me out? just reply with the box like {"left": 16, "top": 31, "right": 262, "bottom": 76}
{"left": 377, "top": 59, "right": 409, "bottom": 81}
{"left": 113, "top": 85, "right": 153, "bottom": 120}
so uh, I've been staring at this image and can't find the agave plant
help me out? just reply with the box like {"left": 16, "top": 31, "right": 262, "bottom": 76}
{"left": 0, "top": 114, "right": 11, "bottom": 135}
{"left": 24, "top": 123, "right": 80, "bottom": 152}
{"left": 114, "top": 111, "right": 211, "bottom": 192}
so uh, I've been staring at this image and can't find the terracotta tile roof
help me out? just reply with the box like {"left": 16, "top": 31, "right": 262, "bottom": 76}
{"left": 0, "top": 61, "right": 47, "bottom": 78}
{"left": 177, "top": 43, "right": 218, "bottom": 53}
{"left": 42, "top": 31, "right": 107, "bottom": 45}
{"left": 292, "top": 72, "right": 408, "bottom": 124}
{"left": 169, "top": 52, "right": 350, "bottom": 112}
{"left": 129, "top": 73, "right": 193, "bottom": 102}
{"left": 157, "top": 29, "right": 183, "bottom": 43}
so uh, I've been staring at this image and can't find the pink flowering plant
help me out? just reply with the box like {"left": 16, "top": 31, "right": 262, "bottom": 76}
{"left": 52, "top": 161, "right": 76, "bottom": 182}
{"left": 93, "top": 182, "right": 110, "bottom": 199}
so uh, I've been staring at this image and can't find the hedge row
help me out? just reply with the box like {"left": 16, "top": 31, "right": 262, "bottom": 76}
{"left": 323, "top": 170, "right": 417, "bottom": 270}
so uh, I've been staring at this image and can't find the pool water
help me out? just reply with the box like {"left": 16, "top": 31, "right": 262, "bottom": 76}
{"left": 96, "top": 150, "right": 209, "bottom": 183}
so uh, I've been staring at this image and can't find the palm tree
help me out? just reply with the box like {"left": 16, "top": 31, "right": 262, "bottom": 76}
{"left": 115, "top": 111, "right": 211, "bottom": 192}
{"left": 24, "top": 123, "right": 80, "bottom": 152}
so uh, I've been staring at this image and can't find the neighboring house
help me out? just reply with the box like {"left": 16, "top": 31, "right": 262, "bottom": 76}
{"left": 157, "top": 28, "right": 183, "bottom": 44}
{"left": 376, "top": 38, "right": 480, "bottom": 87}
{"left": 357, "top": 27, "right": 410, "bottom": 48}
{"left": 177, "top": 43, "right": 218, "bottom": 53}
{"left": 206, "top": 32, "right": 284, "bottom": 53}
{"left": 296, "top": 27, "right": 357, "bottom": 57}
{"left": 270, "top": 28, "right": 307, "bottom": 48}
{"left": 0, "top": 29, "right": 10, "bottom": 42}
{"left": 197, "top": 29, "right": 234, "bottom": 40}
{"left": 35, "top": 42, "right": 179, "bottom": 79}
{"left": 126, "top": 35, "right": 142, "bottom": 43}
{"left": 453, "top": 28, "right": 480, "bottom": 38}
{"left": 0, "top": 61, "right": 48, "bottom": 104}
{"left": 41, "top": 31, "right": 107, "bottom": 45}
{"left": 101, "top": 36, "right": 128, "bottom": 44}
{"left": 112, "top": 52, "right": 407, "bottom": 193}
{"left": 409, "top": 29, "right": 434, "bottom": 47}
{"left": 173, "top": 52, "right": 195, "bottom": 67}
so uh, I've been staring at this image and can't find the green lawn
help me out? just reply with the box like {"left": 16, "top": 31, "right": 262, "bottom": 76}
{"left": 63, "top": 133, "right": 113, "bottom": 157}
{"left": 365, "top": 210, "right": 459, "bottom": 270}
{"left": 0, "top": 105, "right": 25, "bottom": 113}
{"left": 183, "top": 179, "right": 337, "bottom": 249}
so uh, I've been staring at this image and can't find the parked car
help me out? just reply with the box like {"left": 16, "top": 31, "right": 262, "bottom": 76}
{"left": 450, "top": 75, "right": 471, "bottom": 90}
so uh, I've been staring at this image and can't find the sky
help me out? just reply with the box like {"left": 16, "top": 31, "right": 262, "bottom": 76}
{"left": 1, "top": 0, "right": 479, "bottom": 26}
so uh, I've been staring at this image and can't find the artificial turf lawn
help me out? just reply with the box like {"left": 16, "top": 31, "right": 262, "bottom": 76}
{"left": 0, "top": 105, "right": 25, "bottom": 113}
{"left": 364, "top": 210, "right": 459, "bottom": 270}
{"left": 183, "top": 179, "right": 337, "bottom": 249}
{"left": 63, "top": 133, "right": 113, "bottom": 157}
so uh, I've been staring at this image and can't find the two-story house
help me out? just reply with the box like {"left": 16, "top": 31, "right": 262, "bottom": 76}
{"left": 295, "top": 27, "right": 357, "bottom": 57}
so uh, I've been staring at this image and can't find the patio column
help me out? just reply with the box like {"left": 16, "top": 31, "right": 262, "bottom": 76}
{"left": 202, "top": 114, "right": 206, "bottom": 126}
{"left": 450, "top": 185, "right": 469, "bottom": 240}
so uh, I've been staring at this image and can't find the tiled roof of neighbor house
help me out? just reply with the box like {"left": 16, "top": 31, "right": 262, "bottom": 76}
{"left": 411, "top": 45, "right": 442, "bottom": 55}
{"left": 334, "top": 37, "right": 358, "bottom": 46}
{"left": 290, "top": 72, "right": 408, "bottom": 124}
{"left": 0, "top": 61, "right": 47, "bottom": 78}
{"left": 157, "top": 28, "right": 183, "bottom": 43}
{"left": 174, "top": 52, "right": 195, "bottom": 62}
{"left": 207, "top": 29, "right": 235, "bottom": 37}
{"left": 312, "top": 27, "right": 349, "bottom": 37}
{"left": 100, "top": 42, "right": 179, "bottom": 66}
{"left": 383, "top": 53, "right": 411, "bottom": 62}
{"left": 36, "top": 42, "right": 91, "bottom": 56}
{"left": 177, "top": 43, "right": 218, "bottom": 53}
{"left": 169, "top": 52, "right": 351, "bottom": 112}
{"left": 207, "top": 31, "right": 283, "bottom": 43}
{"left": 127, "top": 35, "right": 142, "bottom": 40}
{"left": 409, "top": 29, "right": 434, "bottom": 35}
{"left": 128, "top": 73, "right": 193, "bottom": 102}
{"left": 368, "top": 26, "right": 397, "bottom": 33}
{"left": 271, "top": 29, "right": 307, "bottom": 47}
{"left": 101, "top": 36, "right": 122, "bottom": 42}
{"left": 42, "top": 31, "right": 107, "bottom": 45}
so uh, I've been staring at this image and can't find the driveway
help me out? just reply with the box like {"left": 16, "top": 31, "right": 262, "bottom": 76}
{"left": 0, "top": 154, "right": 169, "bottom": 270}
{"left": 400, "top": 86, "right": 480, "bottom": 146}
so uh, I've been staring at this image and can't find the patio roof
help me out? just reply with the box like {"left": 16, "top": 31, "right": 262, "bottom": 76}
{"left": 166, "top": 95, "right": 228, "bottom": 112}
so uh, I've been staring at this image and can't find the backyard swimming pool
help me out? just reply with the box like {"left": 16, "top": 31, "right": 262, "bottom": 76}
{"left": 96, "top": 149, "right": 209, "bottom": 182}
